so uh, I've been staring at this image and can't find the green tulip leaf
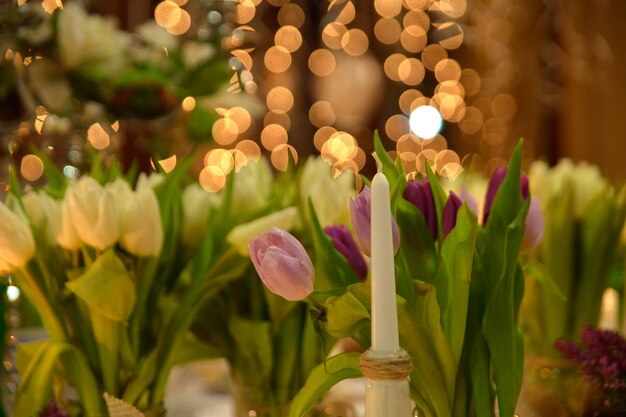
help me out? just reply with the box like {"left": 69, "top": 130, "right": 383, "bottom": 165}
{"left": 287, "top": 352, "right": 362, "bottom": 417}
{"left": 436, "top": 205, "right": 477, "bottom": 367}
{"left": 228, "top": 318, "right": 274, "bottom": 385}
{"left": 424, "top": 162, "right": 448, "bottom": 242}
{"left": 324, "top": 285, "right": 370, "bottom": 338}
{"left": 66, "top": 249, "right": 136, "bottom": 322}
{"left": 395, "top": 199, "right": 437, "bottom": 284}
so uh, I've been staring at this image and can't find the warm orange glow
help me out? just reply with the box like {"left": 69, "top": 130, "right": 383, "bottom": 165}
{"left": 199, "top": 166, "right": 226, "bottom": 193}
{"left": 309, "top": 101, "right": 335, "bottom": 127}
{"left": 261, "top": 124, "right": 289, "bottom": 151}
{"left": 458, "top": 106, "right": 484, "bottom": 134}
{"left": 421, "top": 44, "right": 448, "bottom": 71}
{"left": 404, "top": 0, "right": 428, "bottom": 10}
{"left": 333, "top": 1, "right": 356, "bottom": 25}
{"left": 271, "top": 144, "right": 298, "bottom": 171}
{"left": 398, "top": 58, "right": 425, "bottom": 86}
{"left": 41, "top": 0, "right": 63, "bottom": 14}
{"left": 235, "top": 139, "right": 261, "bottom": 161}
{"left": 460, "top": 68, "right": 481, "bottom": 96}
{"left": 264, "top": 46, "right": 292, "bottom": 73}
{"left": 322, "top": 22, "right": 347, "bottom": 50}
{"left": 264, "top": 111, "right": 291, "bottom": 130}
{"left": 20, "top": 154, "right": 44, "bottom": 182}
{"left": 155, "top": 1, "right": 182, "bottom": 29}
{"left": 275, "top": 25, "right": 303, "bottom": 53}
{"left": 212, "top": 117, "right": 239, "bottom": 145}
{"left": 227, "top": 107, "right": 252, "bottom": 134}
{"left": 374, "top": 18, "right": 401, "bottom": 45}
{"left": 182, "top": 96, "right": 196, "bottom": 112}
{"left": 434, "top": 58, "right": 462, "bottom": 82}
{"left": 341, "top": 29, "right": 369, "bottom": 56}
{"left": 404, "top": 10, "right": 430, "bottom": 30}
{"left": 235, "top": 0, "right": 256, "bottom": 25}
{"left": 157, "top": 155, "right": 177, "bottom": 173}
{"left": 385, "top": 114, "right": 410, "bottom": 141}
{"left": 205, "top": 149, "right": 235, "bottom": 174}
{"left": 231, "top": 50, "right": 253, "bottom": 71}
{"left": 400, "top": 25, "right": 428, "bottom": 53}
{"left": 277, "top": 3, "right": 305, "bottom": 28}
{"left": 374, "top": 0, "right": 402, "bottom": 18}
{"left": 166, "top": 8, "right": 191, "bottom": 35}
{"left": 266, "top": 86, "right": 294, "bottom": 112}
{"left": 384, "top": 53, "right": 407, "bottom": 81}
{"left": 399, "top": 89, "right": 423, "bottom": 115}
{"left": 437, "top": 22, "right": 464, "bottom": 50}
{"left": 309, "top": 49, "right": 336, "bottom": 77}
{"left": 87, "top": 123, "right": 110, "bottom": 150}
{"left": 314, "top": 126, "right": 337, "bottom": 151}
{"left": 491, "top": 93, "right": 517, "bottom": 121}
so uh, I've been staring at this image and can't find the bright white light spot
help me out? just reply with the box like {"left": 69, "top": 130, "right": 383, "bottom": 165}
{"left": 7, "top": 286, "right": 20, "bottom": 302}
{"left": 409, "top": 105, "right": 443, "bottom": 139}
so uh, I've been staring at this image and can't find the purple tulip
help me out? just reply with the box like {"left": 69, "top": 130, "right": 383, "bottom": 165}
{"left": 442, "top": 191, "right": 463, "bottom": 238}
{"left": 349, "top": 187, "right": 400, "bottom": 257}
{"left": 324, "top": 225, "right": 368, "bottom": 280}
{"left": 249, "top": 227, "right": 315, "bottom": 301}
{"left": 483, "top": 167, "right": 529, "bottom": 224}
{"left": 403, "top": 180, "right": 437, "bottom": 239}
{"left": 522, "top": 197, "right": 545, "bottom": 251}
{"left": 39, "top": 401, "right": 69, "bottom": 417}
{"left": 458, "top": 186, "right": 479, "bottom": 216}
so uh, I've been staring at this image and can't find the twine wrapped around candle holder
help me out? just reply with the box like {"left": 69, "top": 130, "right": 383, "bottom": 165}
{"left": 359, "top": 349, "right": 413, "bottom": 381}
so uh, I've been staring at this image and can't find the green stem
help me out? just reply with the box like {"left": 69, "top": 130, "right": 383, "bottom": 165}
{"left": 16, "top": 268, "right": 67, "bottom": 341}
{"left": 90, "top": 309, "right": 120, "bottom": 395}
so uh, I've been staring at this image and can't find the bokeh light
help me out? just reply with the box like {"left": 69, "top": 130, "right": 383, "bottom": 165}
{"left": 409, "top": 105, "right": 443, "bottom": 139}
{"left": 20, "top": 154, "right": 44, "bottom": 182}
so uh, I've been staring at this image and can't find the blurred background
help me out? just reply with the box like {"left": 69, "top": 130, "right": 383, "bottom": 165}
{"left": 1, "top": 0, "right": 625, "bottom": 190}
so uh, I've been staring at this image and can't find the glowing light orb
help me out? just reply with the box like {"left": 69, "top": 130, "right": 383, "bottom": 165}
{"left": 7, "top": 285, "right": 20, "bottom": 302}
{"left": 409, "top": 105, "right": 443, "bottom": 139}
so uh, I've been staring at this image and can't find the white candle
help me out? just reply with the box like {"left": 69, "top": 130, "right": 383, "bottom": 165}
{"left": 370, "top": 172, "right": 400, "bottom": 352}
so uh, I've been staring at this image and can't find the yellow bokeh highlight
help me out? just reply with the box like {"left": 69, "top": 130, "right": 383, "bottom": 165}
{"left": 236, "top": 140, "right": 262, "bottom": 162}
{"left": 166, "top": 9, "right": 191, "bottom": 35}
{"left": 341, "top": 29, "right": 369, "bottom": 56}
{"left": 309, "top": 49, "right": 336, "bottom": 77}
{"left": 271, "top": 144, "right": 298, "bottom": 171}
{"left": 261, "top": 124, "right": 288, "bottom": 151}
{"left": 212, "top": 117, "right": 239, "bottom": 145}
{"left": 264, "top": 46, "right": 292, "bottom": 73}
{"left": 385, "top": 114, "right": 409, "bottom": 141}
{"left": 333, "top": 1, "right": 356, "bottom": 25}
{"left": 404, "top": 10, "right": 430, "bottom": 30}
{"left": 278, "top": 3, "right": 305, "bottom": 28}
{"left": 235, "top": 0, "right": 256, "bottom": 25}
{"left": 398, "top": 58, "right": 425, "bottom": 86}
{"left": 87, "top": 123, "right": 110, "bottom": 150}
{"left": 20, "top": 154, "right": 44, "bottom": 182}
{"left": 374, "top": 18, "right": 402, "bottom": 45}
{"left": 400, "top": 25, "right": 427, "bottom": 53}
{"left": 384, "top": 53, "right": 407, "bottom": 82}
{"left": 182, "top": 96, "right": 196, "bottom": 112}
{"left": 157, "top": 155, "right": 177, "bottom": 173}
{"left": 155, "top": 1, "right": 182, "bottom": 29}
{"left": 322, "top": 22, "right": 347, "bottom": 50}
{"left": 421, "top": 44, "right": 448, "bottom": 71}
{"left": 434, "top": 59, "right": 462, "bottom": 82}
{"left": 199, "top": 165, "right": 226, "bottom": 193}
{"left": 205, "top": 149, "right": 235, "bottom": 175}
{"left": 374, "top": 0, "right": 402, "bottom": 18}
{"left": 267, "top": 86, "right": 294, "bottom": 112}
{"left": 275, "top": 26, "right": 303, "bottom": 53}
{"left": 314, "top": 126, "right": 337, "bottom": 151}
{"left": 264, "top": 111, "right": 291, "bottom": 130}
{"left": 309, "top": 101, "right": 335, "bottom": 127}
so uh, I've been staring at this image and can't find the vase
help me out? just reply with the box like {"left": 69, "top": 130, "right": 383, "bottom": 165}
{"left": 517, "top": 356, "right": 587, "bottom": 417}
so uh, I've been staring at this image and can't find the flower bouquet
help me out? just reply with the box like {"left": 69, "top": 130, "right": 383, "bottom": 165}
{"left": 247, "top": 136, "right": 534, "bottom": 417}
{"left": 0, "top": 153, "right": 248, "bottom": 416}
{"left": 516, "top": 159, "right": 626, "bottom": 416}
{"left": 188, "top": 156, "right": 357, "bottom": 417}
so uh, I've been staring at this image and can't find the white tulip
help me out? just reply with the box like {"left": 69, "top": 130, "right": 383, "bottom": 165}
{"left": 67, "top": 177, "right": 119, "bottom": 251}
{"left": 227, "top": 207, "right": 298, "bottom": 255}
{"left": 0, "top": 200, "right": 35, "bottom": 272}
{"left": 299, "top": 157, "right": 354, "bottom": 227}
{"left": 231, "top": 158, "right": 273, "bottom": 213}
{"left": 137, "top": 172, "right": 165, "bottom": 191}
{"left": 107, "top": 178, "right": 163, "bottom": 257}
{"left": 58, "top": 191, "right": 81, "bottom": 250}
{"left": 182, "top": 183, "right": 222, "bottom": 248}
{"left": 22, "top": 191, "right": 61, "bottom": 245}
{"left": 57, "top": 3, "right": 128, "bottom": 74}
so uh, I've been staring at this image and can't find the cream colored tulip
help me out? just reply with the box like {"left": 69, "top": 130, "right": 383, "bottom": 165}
{"left": 22, "top": 190, "right": 61, "bottom": 245}
{"left": 227, "top": 207, "right": 298, "bottom": 255}
{"left": 231, "top": 158, "right": 273, "bottom": 213}
{"left": 107, "top": 178, "right": 163, "bottom": 257}
{"left": 67, "top": 177, "right": 119, "bottom": 250}
{"left": 57, "top": 3, "right": 128, "bottom": 74}
{"left": 182, "top": 183, "right": 222, "bottom": 248}
{"left": 299, "top": 157, "right": 354, "bottom": 227}
{"left": 0, "top": 200, "right": 35, "bottom": 271}
{"left": 137, "top": 172, "right": 165, "bottom": 191}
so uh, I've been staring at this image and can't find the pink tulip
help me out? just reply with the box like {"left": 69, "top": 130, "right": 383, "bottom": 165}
{"left": 522, "top": 197, "right": 545, "bottom": 251}
{"left": 249, "top": 227, "right": 315, "bottom": 301}
{"left": 349, "top": 186, "right": 400, "bottom": 257}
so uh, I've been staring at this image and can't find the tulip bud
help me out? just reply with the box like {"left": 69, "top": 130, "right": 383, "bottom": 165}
{"left": 182, "top": 183, "right": 222, "bottom": 248}
{"left": 300, "top": 157, "right": 354, "bottom": 227}
{"left": 349, "top": 187, "right": 400, "bottom": 257}
{"left": 0, "top": 201, "right": 35, "bottom": 272}
{"left": 231, "top": 158, "right": 273, "bottom": 213}
{"left": 442, "top": 191, "right": 463, "bottom": 238}
{"left": 522, "top": 196, "right": 545, "bottom": 251}
{"left": 403, "top": 180, "right": 437, "bottom": 239}
{"left": 66, "top": 176, "right": 119, "bottom": 250}
{"left": 227, "top": 207, "right": 298, "bottom": 255}
{"left": 107, "top": 178, "right": 164, "bottom": 257}
{"left": 324, "top": 225, "right": 368, "bottom": 279}
{"left": 483, "top": 167, "right": 529, "bottom": 224}
{"left": 22, "top": 191, "right": 61, "bottom": 245}
{"left": 58, "top": 191, "right": 81, "bottom": 250}
{"left": 249, "top": 227, "right": 315, "bottom": 301}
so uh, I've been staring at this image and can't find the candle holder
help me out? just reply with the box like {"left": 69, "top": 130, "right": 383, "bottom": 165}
{"left": 360, "top": 348, "right": 413, "bottom": 417}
